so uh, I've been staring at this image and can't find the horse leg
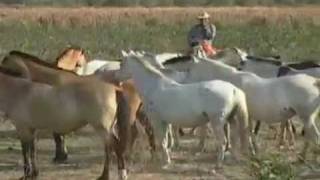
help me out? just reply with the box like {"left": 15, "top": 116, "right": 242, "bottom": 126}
{"left": 112, "top": 134, "right": 128, "bottom": 180}
{"left": 170, "top": 125, "right": 179, "bottom": 149}
{"left": 129, "top": 122, "right": 138, "bottom": 151}
{"left": 198, "top": 124, "right": 208, "bottom": 152}
{"left": 278, "top": 121, "right": 287, "bottom": 150}
{"left": 206, "top": 112, "right": 226, "bottom": 169}
{"left": 249, "top": 119, "right": 258, "bottom": 155}
{"left": 53, "top": 133, "right": 68, "bottom": 163}
{"left": 98, "top": 141, "right": 111, "bottom": 180}
{"left": 162, "top": 123, "right": 171, "bottom": 166}
{"left": 253, "top": 121, "right": 261, "bottom": 135}
{"left": 223, "top": 123, "right": 230, "bottom": 152}
{"left": 17, "top": 127, "right": 38, "bottom": 180}
{"left": 287, "top": 119, "right": 295, "bottom": 150}
{"left": 167, "top": 124, "right": 175, "bottom": 150}
{"left": 150, "top": 119, "right": 171, "bottom": 166}
{"left": 229, "top": 119, "right": 241, "bottom": 162}
{"left": 136, "top": 107, "right": 156, "bottom": 155}
{"left": 20, "top": 140, "right": 32, "bottom": 179}
{"left": 30, "top": 137, "right": 39, "bottom": 177}
{"left": 299, "top": 114, "right": 320, "bottom": 160}
{"left": 189, "top": 126, "right": 197, "bottom": 135}
{"left": 211, "top": 122, "right": 225, "bottom": 169}
{"left": 178, "top": 128, "right": 185, "bottom": 136}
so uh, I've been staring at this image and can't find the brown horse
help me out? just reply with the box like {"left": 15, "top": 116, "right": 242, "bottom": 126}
{"left": 56, "top": 47, "right": 156, "bottom": 155}
{"left": 1, "top": 51, "right": 130, "bottom": 180}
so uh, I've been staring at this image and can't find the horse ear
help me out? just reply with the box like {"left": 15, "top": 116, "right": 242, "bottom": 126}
{"left": 233, "top": 47, "right": 248, "bottom": 60}
{"left": 191, "top": 55, "right": 200, "bottom": 63}
{"left": 129, "top": 49, "right": 135, "bottom": 55}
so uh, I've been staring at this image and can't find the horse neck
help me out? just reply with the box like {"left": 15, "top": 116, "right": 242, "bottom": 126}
{"left": 243, "top": 60, "right": 279, "bottom": 78}
{"left": 129, "top": 60, "right": 177, "bottom": 98}
{"left": 164, "top": 61, "right": 194, "bottom": 71}
{"left": 26, "top": 61, "right": 77, "bottom": 85}
{"left": 190, "top": 60, "right": 257, "bottom": 88}
{"left": 156, "top": 53, "right": 180, "bottom": 63}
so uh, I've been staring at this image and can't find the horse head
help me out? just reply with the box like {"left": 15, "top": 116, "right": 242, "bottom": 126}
{"left": 56, "top": 46, "right": 87, "bottom": 72}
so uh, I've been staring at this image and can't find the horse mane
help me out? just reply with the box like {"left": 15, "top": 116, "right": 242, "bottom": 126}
{"left": 246, "top": 55, "right": 282, "bottom": 66}
{"left": 162, "top": 56, "right": 192, "bottom": 65}
{"left": 8, "top": 51, "right": 76, "bottom": 74}
{"left": 0, "top": 66, "right": 22, "bottom": 77}
{"left": 55, "top": 46, "right": 85, "bottom": 63}
{"left": 204, "top": 57, "right": 239, "bottom": 72}
{"left": 287, "top": 61, "right": 320, "bottom": 70}
{"left": 133, "top": 56, "right": 178, "bottom": 83}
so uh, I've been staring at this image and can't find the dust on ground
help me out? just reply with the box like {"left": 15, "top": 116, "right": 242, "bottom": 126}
{"left": 0, "top": 118, "right": 318, "bottom": 180}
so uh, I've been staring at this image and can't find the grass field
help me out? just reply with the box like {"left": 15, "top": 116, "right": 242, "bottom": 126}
{"left": 0, "top": 6, "right": 320, "bottom": 180}
{"left": 0, "top": 7, "right": 319, "bottom": 61}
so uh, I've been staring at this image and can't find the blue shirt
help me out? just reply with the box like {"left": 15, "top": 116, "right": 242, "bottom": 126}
{"left": 187, "top": 24, "right": 216, "bottom": 47}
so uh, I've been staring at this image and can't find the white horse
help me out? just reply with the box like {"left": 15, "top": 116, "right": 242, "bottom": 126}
{"left": 163, "top": 56, "right": 320, "bottom": 158}
{"left": 219, "top": 48, "right": 320, "bottom": 78}
{"left": 76, "top": 59, "right": 119, "bottom": 75}
{"left": 76, "top": 52, "right": 181, "bottom": 75}
{"left": 114, "top": 53, "right": 251, "bottom": 168}
{"left": 218, "top": 48, "right": 320, "bottom": 146}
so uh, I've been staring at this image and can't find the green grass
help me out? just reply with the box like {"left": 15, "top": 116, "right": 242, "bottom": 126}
{"left": 250, "top": 153, "right": 296, "bottom": 180}
{"left": 0, "top": 19, "right": 319, "bottom": 62}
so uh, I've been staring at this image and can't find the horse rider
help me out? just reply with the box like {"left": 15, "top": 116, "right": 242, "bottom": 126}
{"left": 187, "top": 11, "right": 218, "bottom": 56}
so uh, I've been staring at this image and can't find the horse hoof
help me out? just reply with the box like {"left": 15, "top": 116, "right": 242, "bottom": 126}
{"left": 96, "top": 175, "right": 107, "bottom": 180}
{"left": 118, "top": 169, "right": 128, "bottom": 180}
{"left": 53, "top": 155, "right": 68, "bottom": 164}
{"left": 161, "top": 163, "right": 171, "bottom": 170}
{"left": 19, "top": 175, "right": 35, "bottom": 180}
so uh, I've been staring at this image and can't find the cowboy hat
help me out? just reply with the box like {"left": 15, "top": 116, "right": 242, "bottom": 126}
{"left": 198, "top": 12, "right": 210, "bottom": 19}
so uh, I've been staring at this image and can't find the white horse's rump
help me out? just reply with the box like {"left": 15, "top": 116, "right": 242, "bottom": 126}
{"left": 116, "top": 53, "right": 251, "bottom": 168}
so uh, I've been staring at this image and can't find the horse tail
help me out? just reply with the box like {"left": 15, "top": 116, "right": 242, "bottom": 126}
{"left": 234, "top": 89, "right": 250, "bottom": 155}
{"left": 115, "top": 91, "right": 131, "bottom": 154}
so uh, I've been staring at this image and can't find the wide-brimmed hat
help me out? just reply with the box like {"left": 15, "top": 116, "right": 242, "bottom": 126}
{"left": 198, "top": 12, "right": 210, "bottom": 19}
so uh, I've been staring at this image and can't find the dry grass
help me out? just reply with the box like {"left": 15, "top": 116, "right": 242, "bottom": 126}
{"left": 0, "top": 6, "right": 319, "bottom": 26}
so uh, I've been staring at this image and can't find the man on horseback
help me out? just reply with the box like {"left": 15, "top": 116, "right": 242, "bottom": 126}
{"left": 187, "top": 11, "right": 218, "bottom": 57}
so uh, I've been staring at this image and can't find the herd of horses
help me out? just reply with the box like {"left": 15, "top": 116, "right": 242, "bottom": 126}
{"left": 0, "top": 46, "right": 320, "bottom": 180}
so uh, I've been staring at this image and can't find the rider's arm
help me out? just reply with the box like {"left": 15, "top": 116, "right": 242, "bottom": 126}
{"left": 187, "top": 25, "right": 201, "bottom": 47}
{"left": 204, "top": 24, "right": 216, "bottom": 41}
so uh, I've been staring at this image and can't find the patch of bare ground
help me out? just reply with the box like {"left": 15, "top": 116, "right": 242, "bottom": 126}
{"left": 1, "top": 118, "right": 318, "bottom": 180}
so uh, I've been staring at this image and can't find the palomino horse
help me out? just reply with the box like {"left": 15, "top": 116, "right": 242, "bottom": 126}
{"left": 56, "top": 47, "right": 156, "bottom": 155}
{"left": 1, "top": 51, "right": 130, "bottom": 180}
{"left": 55, "top": 46, "right": 87, "bottom": 72}
{"left": 115, "top": 53, "right": 251, "bottom": 168}
{"left": 163, "top": 55, "right": 320, "bottom": 158}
